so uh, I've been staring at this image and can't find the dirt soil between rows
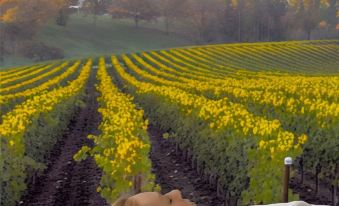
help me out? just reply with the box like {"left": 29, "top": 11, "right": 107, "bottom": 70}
{"left": 290, "top": 173, "right": 335, "bottom": 205}
{"left": 19, "top": 74, "right": 109, "bottom": 206}
{"left": 148, "top": 125, "right": 225, "bottom": 206}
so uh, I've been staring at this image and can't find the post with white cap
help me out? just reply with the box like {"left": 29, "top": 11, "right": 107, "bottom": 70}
{"left": 283, "top": 157, "right": 293, "bottom": 202}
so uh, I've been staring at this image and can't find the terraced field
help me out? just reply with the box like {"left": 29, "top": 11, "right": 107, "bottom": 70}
{"left": 0, "top": 40, "right": 338, "bottom": 206}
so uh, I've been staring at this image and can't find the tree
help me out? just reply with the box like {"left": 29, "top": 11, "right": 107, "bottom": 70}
{"left": 0, "top": 0, "right": 67, "bottom": 60}
{"left": 56, "top": 7, "right": 70, "bottom": 26}
{"left": 83, "top": 0, "right": 99, "bottom": 25}
{"left": 254, "top": 0, "right": 287, "bottom": 41}
{"left": 180, "top": 0, "right": 224, "bottom": 42}
{"left": 220, "top": 0, "right": 238, "bottom": 41}
{"left": 159, "top": 0, "right": 186, "bottom": 35}
{"left": 325, "top": 0, "right": 337, "bottom": 29}
{"left": 82, "top": 0, "right": 110, "bottom": 25}
{"left": 109, "top": 0, "right": 159, "bottom": 27}
{"left": 0, "top": 0, "right": 67, "bottom": 24}
{"left": 289, "top": 0, "right": 322, "bottom": 40}
{"left": 234, "top": 0, "right": 245, "bottom": 41}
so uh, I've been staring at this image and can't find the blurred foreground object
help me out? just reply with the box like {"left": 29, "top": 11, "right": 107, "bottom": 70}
{"left": 112, "top": 190, "right": 196, "bottom": 206}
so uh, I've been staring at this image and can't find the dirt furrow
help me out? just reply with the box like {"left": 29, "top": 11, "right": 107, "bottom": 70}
{"left": 290, "top": 173, "right": 335, "bottom": 205}
{"left": 149, "top": 125, "right": 224, "bottom": 206}
{"left": 19, "top": 73, "right": 108, "bottom": 206}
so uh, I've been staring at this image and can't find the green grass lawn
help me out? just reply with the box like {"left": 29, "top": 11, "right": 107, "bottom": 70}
{"left": 1, "top": 14, "right": 193, "bottom": 69}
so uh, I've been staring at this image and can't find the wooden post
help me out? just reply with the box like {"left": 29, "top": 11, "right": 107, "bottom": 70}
{"left": 299, "top": 157, "right": 304, "bottom": 184}
{"left": 283, "top": 157, "right": 292, "bottom": 203}
{"left": 315, "top": 164, "right": 321, "bottom": 194}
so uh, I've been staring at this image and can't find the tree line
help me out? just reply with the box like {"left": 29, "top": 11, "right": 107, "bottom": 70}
{"left": 0, "top": 0, "right": 338, "bottom": 62}
{"left": 108, "top": 0, "right": 338, "bottom": 42}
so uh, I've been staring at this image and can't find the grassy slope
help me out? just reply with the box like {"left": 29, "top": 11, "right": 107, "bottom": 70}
{"left": 1, "top": 15, "right": 192, "bottom": 69}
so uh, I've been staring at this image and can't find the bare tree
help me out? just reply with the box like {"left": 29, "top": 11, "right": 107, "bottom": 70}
{"left": 158, "top": 0, "right": 186, "bottom": 35}
{"left": 109, "top": 0, "right": 159, "bottom": 27}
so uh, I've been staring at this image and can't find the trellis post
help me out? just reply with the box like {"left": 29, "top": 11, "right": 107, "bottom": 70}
{"left": 283, "top": 157, "right": 292, "bottom": 202}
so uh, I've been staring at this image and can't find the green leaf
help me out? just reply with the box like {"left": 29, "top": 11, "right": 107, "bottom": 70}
{"left": 73, "top": 146, "right": 91, "bottom": 161}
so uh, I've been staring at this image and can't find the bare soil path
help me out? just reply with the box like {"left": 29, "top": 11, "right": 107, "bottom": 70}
{"left": 149, "top": 125, "right": 225, "bottom": 206}
{"left": 19, "top": 72, "right": 109, "bottom": 206}
{"left": 290, "top": 172, "right": 336, "bottom": 205}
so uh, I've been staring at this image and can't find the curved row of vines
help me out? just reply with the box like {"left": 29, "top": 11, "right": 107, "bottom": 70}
{"left": 0, "top": 40, "right": 338, "bottom": 205}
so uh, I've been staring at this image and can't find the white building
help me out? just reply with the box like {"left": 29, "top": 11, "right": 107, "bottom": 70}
{"left": 69, "top": 0, "right": 85, "bottom": 9}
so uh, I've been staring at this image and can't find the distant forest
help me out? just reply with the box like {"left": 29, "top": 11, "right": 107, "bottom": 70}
{"left": 1, "top": 0, "right": 338, "bottom": 62}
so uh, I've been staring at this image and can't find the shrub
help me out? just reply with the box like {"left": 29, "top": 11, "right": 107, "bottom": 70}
{"left": 21, "top": 42, "right": 64, "bottom": 61}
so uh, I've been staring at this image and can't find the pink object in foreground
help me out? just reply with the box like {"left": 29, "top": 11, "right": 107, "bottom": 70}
{"left": 112, "top": 190, "right": 196, "bottom": 206}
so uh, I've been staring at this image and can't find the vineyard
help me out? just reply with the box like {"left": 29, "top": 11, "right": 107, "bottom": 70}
{"left": 0, "top": 40, "right": 338, "bottom": 206}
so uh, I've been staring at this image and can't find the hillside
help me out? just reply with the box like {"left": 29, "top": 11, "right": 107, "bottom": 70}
{"left": 1, "top": 15, "right": 192, "bottom": 69}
